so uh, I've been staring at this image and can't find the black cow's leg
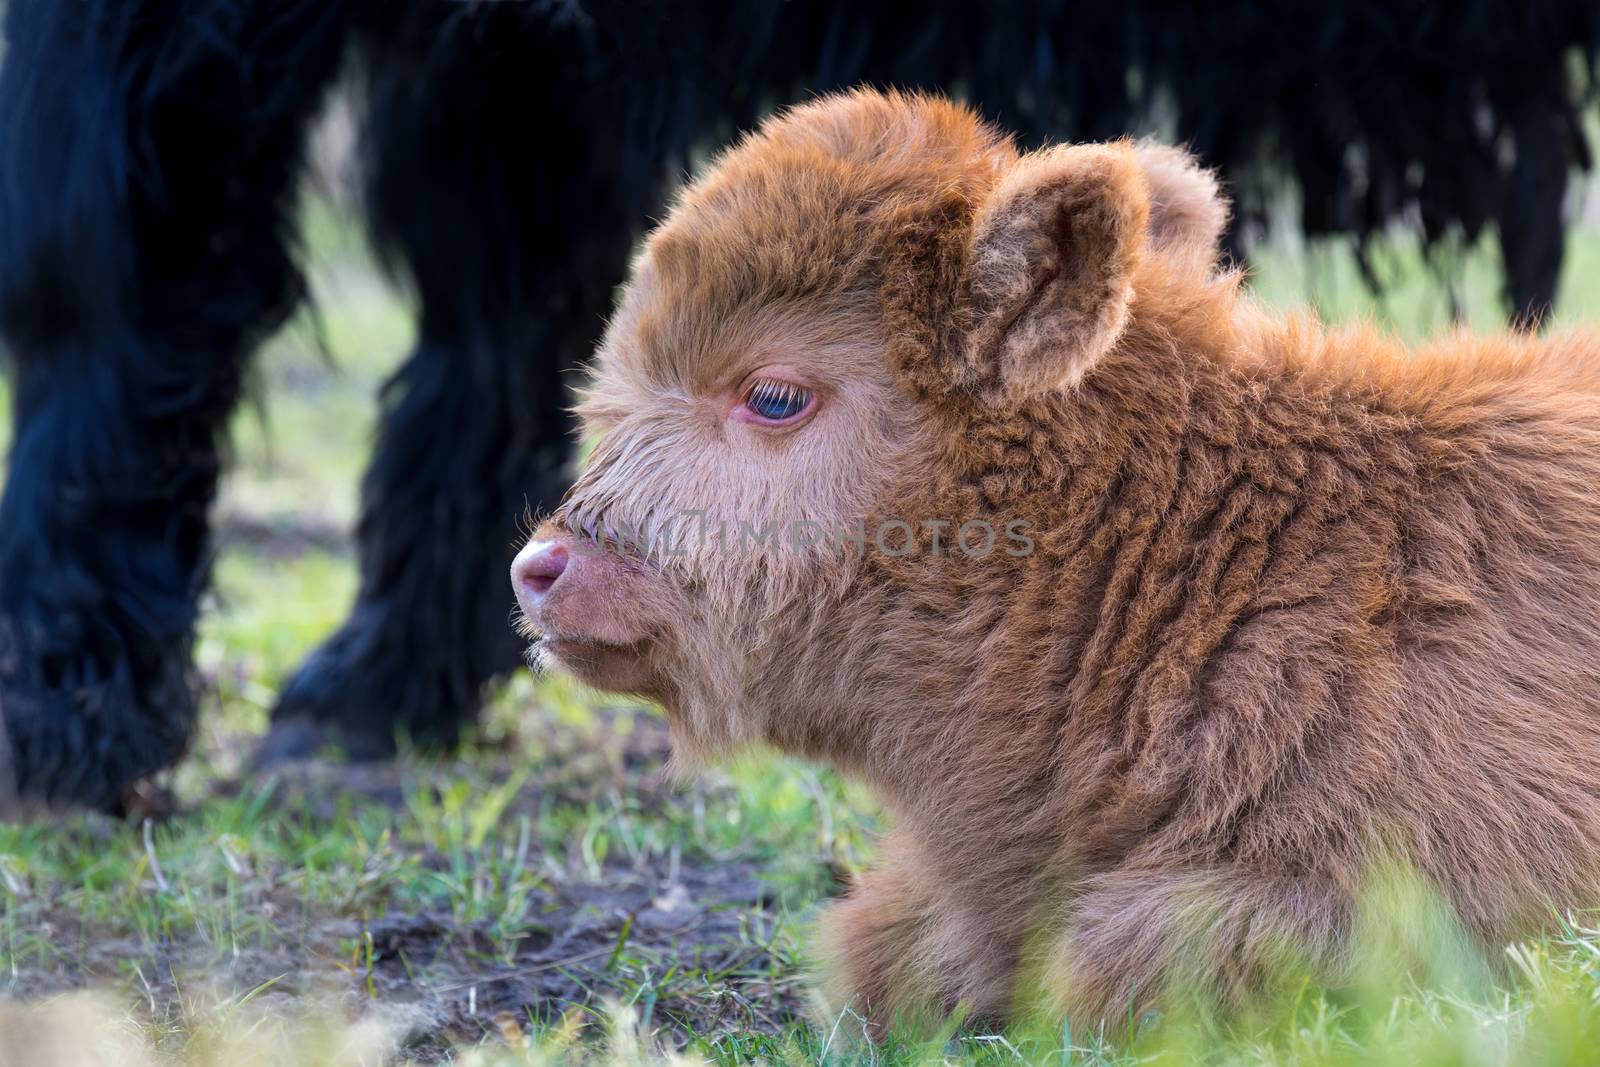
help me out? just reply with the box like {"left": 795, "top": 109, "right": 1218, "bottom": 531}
{"left": 0, "top": 0, "right": 346, "bottom": 809}
{"left": 261, "top": 6, "right": 649, "bottom": 761}
{"left": 1499, "top": 99, "right": 1571, "bottom": 330}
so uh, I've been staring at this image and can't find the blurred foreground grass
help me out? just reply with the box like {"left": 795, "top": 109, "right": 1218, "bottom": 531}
{"left": 1, "top": 190, "right": 1599, "bottom": 1065}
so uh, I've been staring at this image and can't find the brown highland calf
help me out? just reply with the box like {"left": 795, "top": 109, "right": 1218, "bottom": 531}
{"left": 511, "top": 89, "right": 1600, "bottom": 1032}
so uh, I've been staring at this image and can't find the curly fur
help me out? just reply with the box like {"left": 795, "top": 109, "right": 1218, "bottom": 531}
{"left": 527, "top": 91, "right": 1600, "bottom": 1033}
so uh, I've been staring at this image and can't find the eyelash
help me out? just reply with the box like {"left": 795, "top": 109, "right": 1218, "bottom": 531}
{"left": 742, "top": 378, "right": 814, "bottom": 422}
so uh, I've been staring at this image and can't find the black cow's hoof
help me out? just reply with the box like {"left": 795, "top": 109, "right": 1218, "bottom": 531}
{"left": 0, "top": 662, "right": 193, "bottom": 815}
{"left": 251, "top": 715, "right": 397, "bottom": 769}
{"left": 258, "top": 618, "right": 478, "bottom": 769}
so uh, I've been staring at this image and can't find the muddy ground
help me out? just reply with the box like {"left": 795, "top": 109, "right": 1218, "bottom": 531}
{"left": 4, "top": 709, "right": 824, "bottom": 1061}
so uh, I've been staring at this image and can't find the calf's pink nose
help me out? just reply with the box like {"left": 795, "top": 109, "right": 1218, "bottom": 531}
{"left": 513, "top": 539, "right": 569, "bottom": 601}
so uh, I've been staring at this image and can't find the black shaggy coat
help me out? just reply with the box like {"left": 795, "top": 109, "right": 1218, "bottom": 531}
{"left": 0, "top": 0, "right": 1596, "bottom": 810}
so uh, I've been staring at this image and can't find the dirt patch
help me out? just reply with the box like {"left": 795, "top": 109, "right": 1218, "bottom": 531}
{"left": 380, "top": 860, "right": 804, "bottom": 1058}
{"left": 1, "top": 708, "right": 821, "bottom": 1060}
{"left": 7, "top": 864, "right": 802, "bottom": 1060}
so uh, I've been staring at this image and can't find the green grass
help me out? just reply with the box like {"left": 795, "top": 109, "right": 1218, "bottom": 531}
{"left": 4, "top": 191, "right": 1600, "bottom": 1065}
{"left": 1248, "top": 226, "right": 1600, "bottom": 339}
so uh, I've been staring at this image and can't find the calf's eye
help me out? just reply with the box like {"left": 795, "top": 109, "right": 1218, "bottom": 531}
{"left": 741, "top": 378, "right": 815, "bottom": 424}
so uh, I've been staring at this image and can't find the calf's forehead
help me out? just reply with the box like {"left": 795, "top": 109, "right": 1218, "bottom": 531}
{"left": 599, "top": 224, "right": 887, "bottom": 398}
{"left": 594, "top": 91, "right": 1013, "bottom": 398}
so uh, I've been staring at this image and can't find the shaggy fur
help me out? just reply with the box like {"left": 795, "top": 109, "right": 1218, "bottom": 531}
{"left": 516, "top": 91, "right": 1600, "bottom": 1033}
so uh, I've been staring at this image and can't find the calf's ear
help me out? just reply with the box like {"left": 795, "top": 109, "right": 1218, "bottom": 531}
{"left": 1135, "top": 141, "right": 1229, "bottom": 262}
{"left": 963, "top": 142, "right": 1148, "bottom": 404}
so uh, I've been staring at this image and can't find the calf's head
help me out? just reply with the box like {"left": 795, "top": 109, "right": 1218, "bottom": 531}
{"left": 511, "top": 90, "right": 1226, "bottom": 759}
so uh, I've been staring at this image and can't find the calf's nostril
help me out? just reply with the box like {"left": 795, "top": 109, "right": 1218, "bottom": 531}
{"left": 513, "top": 540, "right": 569, "bottom": 599}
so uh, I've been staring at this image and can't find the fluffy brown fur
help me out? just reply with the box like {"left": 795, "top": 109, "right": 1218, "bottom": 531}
{"left": 511, "top": 89, "right": 1600, "bottom": 1034}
